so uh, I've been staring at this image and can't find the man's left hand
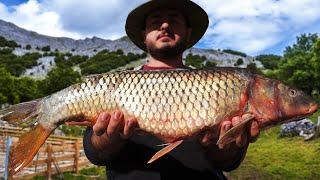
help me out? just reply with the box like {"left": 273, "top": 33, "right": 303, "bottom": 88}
{"left": 200, "top": 118, "right": 260, "bottom": 149}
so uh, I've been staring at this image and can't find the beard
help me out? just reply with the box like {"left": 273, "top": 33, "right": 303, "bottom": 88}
{"left": 146, "top": 37, "right": 187, "bottom": 59}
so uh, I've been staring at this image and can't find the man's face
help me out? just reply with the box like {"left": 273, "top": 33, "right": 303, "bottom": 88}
{"left": 143, "top": 8, "right": 192, "bottom": 59}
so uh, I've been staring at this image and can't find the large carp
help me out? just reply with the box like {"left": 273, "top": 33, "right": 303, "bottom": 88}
{"left": 0, "top": 68, "right": 318, "bottom": 175}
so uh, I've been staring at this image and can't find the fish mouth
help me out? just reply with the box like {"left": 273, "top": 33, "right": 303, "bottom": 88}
{"left": 282, "top": 103, "right": 318, "bottom": 124}
{"left": 308, "top": 103, "right": 318, "bottom": 114}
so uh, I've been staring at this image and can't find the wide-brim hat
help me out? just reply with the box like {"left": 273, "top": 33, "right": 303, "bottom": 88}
{"left": 125, "top": 0, "right": 209, "bottom": 52}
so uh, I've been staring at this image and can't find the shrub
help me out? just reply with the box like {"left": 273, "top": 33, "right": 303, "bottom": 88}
{"left": 41, "top": 45, "right": 51, "bottom": 52}
{"left": 25, "top": 44, "right": 32, "bottom": 50}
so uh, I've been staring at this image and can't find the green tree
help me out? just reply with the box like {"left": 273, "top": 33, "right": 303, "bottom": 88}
{"left": 185, "top": 54, "right": 206, "bottom": 68}
{"left": 310, "top": 39, "right": 320, "bottom": 100}
{"left": 204, "top": 61, "right": 217, "bottom": 68}
{"left": 40, "top": 66, "right": 81, "bottom": 95}
{"left": 80, "top": 50, "right": 141, "bottom": 75}
{"left": 5, "top": 53, "right": 40, "bottom": 76}
{"left": 246, "top": 63, "right": 262, "bottom": 74}
{"left": 267, "top": 33, "right": 319, "bottom": 95}
{"left": 223, "top": 49, "right": 247, "bottom": 57}
{"left": 116, "top": 49, "right": 124, "bottom": 55}
{"left": 140, "top": 52, "right": 147, "bottom": 58}
{"left": 0, "top": 67, "right": 15, "bottom": 104}
{"left": 0, "top": 48, "right": 13, "bottom": 55}
{"left": 69, "top": 55, "right": 88, "bottom": 65}
{"left": 0, "top": 36, "right": 19, "bottom": 48}
{"left": 0, "top": 67, "right": 40, "bottom": 104}
{"left": 256, "top": 54, "right": 282, "bottom": 70}
{"left": 234, "top": 58, "right": 244, "bottom": 66}
{"left": 41, "top": 45, "right": 51, "bottom": 52}
{"left": 25, "top": 44, "right": 31, "bottom": 50}
{"left": 14, "top": 77, "right": 41, "bottom": 102}
{"left": 59, "top": 125, "right": 86, "bottom": 137}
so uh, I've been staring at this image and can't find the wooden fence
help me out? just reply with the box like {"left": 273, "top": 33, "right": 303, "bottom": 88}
{"left": 0, "top": 126, "right": 92, "bottom": 179}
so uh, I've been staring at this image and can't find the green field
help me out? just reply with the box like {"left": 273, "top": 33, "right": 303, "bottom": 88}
{"left": 229, "top": 110, "right": 320, "bottom": 179}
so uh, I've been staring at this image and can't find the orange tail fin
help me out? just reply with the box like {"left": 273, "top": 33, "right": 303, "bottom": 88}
{"left": 9, "top": 123, "right": 53, "bottom": 175}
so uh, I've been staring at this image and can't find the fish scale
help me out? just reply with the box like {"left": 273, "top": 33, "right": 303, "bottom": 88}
{"left": 42, "top": 69, "right": 250, "bottom": 139}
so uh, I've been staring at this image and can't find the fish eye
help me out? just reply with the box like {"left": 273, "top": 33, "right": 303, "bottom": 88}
{"left": 289, "top": 89, "right": 297, "bottom": 97}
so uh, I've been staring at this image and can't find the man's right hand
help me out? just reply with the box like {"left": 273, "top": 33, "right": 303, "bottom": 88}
{"left": 65, "top": 110, "right": 137, "bottom": 155}
{"left": 90, "top": 111, "right": 137, "bottom": 154}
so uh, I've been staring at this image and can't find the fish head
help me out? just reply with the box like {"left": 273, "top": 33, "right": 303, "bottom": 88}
{"left": 249, "top": 76, "right": 318, "bottom": 128}
{"left": 276, "top": 82, "right": 318, "bottom": 122}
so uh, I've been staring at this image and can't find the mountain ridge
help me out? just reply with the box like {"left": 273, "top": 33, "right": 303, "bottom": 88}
{"left": 0, "top": 19, "right": 262, "bottom": 68}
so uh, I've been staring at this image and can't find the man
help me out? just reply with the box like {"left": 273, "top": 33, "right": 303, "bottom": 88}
{"left": 73, "top": 0, "right": 260, "bottom": 179}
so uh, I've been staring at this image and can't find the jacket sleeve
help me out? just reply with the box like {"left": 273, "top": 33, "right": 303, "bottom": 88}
{"left": 220, "top": 146, "right": 247, "bottom": 172}
{"left": 83, "top": 127, "right": 110, "bottom": 166}
{"left": 83, "top": 128, "right": 154, "bottom": 170}
{"left": 205, "top": 143, "right": 248, "bottom": 172}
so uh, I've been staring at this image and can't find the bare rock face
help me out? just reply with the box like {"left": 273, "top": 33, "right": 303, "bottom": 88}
{"left": 0, "top": 19, "right": 143, "bottom": 56}
{"left": 24, "top": 56, "right": 56, "bottom": 79}
{"left": 184, "top": 48, "right": 262, "bottom": 68}
{"left": 0, "top": 19, "right": 263, "bottom": 78}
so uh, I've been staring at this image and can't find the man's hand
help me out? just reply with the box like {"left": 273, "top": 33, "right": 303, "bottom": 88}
{"left": 92, "top": 111, "right": 137, "bottom": 154}
{"left": 200, "top": 117, "right": 260, "bottom": 149}
{"left": 67, "top": 111, "right": 137, "bottom": 154}
{"left": 200, "top": 117, "right": 260, "bottom": 170}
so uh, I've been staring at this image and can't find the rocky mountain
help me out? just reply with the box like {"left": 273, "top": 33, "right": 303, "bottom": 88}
{"left": 0, "top": 19, "right": 262, "bottom": 73}
{"left": 0, "top": 19, "right": 142, "bottom": 56}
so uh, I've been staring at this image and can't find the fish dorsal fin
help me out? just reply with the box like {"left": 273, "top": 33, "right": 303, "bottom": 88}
{"left": 0, "top": 99, "right": 42, "bottom": 128}
{"left": 217, "top": 114, "right": 254, "bottom": 145}
{"left": 147, "top": 140, "right": 183, "bottom": 164}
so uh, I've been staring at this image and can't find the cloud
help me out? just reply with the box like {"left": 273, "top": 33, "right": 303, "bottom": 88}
{"left": 205, "top": 18, "right": 280, "bottom": 53}
{"left": 0, "top": 0, "right": 319, "bottom": 55}
{"left": 0, "top": 0, "right": 82, "bottom": 38}
{"left": 41, "top": 0, "right": 145, "bottom": 39}
{"left": 194, "top": 0, "right": 320, "bottom": 54}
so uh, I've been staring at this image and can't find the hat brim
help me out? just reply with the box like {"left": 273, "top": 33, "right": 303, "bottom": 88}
{"left": 125, "top": 0, "right": 209, "bottom": 52}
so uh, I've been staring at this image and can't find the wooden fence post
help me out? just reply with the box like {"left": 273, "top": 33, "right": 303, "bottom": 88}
{"left": 314, "top": 116, "right": 320, "bottom": 138}
{"left": 61, "top": 140, "right": 65, "bottom": 154}
{"left": 74, "top": 139, "right": 80, "bottom": 174}
{"left": 4, "top": 137, "right": 12, "bottom": 180}
{"left": 46, "top": 143, "right": 52, "bottom": 180}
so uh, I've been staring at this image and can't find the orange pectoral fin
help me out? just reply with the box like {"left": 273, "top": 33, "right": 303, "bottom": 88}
{"left": 147, "top": 140, "right": 183, "bottom": 164}
{"left": 217, "top": 114, "right": 254, "bottom": 146}
{"left": 9, "top": 123, "right": 53, "bottom": 175}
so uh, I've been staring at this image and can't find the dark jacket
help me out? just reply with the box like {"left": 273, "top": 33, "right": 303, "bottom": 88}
{"left": 83, "top": 126, "right": 246, "bottom": 180}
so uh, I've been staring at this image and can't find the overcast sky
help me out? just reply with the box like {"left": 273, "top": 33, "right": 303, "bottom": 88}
{"left": 0, "top": 0, "right": 319, "bottom": 55}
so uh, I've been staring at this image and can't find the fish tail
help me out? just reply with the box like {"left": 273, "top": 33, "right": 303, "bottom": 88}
{"left": 0, "top": 98, "right": 43, "bottom": 127}
{"left": 9, "top": 123, "right": 53, "bottom": 175}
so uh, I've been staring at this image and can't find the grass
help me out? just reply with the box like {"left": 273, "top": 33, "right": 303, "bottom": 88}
{"left": 32, "top": 166, "right": 106, "bottom": 180}
{"left": 309, "top": 109, "right": 320, "bottom": 123}
{"left": 228, "top": 110, "right": 320, "bottom": 179}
